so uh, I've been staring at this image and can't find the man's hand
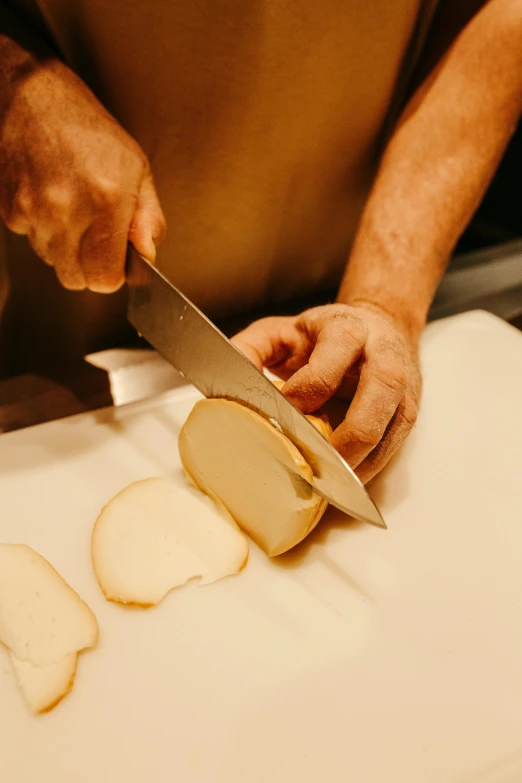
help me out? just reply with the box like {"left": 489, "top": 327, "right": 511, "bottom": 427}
{"left": 233, "top": 0, "right": 522, "bottom": 485}
{"left": 0, "top": 59, "right": 166, "bottom": 292}
{"left": 233, "top": 304, "right": 421, "bottom": 484}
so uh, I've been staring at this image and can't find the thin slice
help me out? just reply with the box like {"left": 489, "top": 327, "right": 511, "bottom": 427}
{"left": 179, "top": 399, "right": 330, "bottom": 557}
{"left": 0, "top": 544, "right": 98, "bottom": 666}
{"left": 92, "top": 478, "right": 249, "bottom": 606}
{"left": 9, "top": 652, "right": 78, "bottom": 714}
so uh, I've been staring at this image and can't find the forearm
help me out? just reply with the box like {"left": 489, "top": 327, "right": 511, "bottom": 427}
{"left": 338, "top": 0, "right": 522, "bottom": 339}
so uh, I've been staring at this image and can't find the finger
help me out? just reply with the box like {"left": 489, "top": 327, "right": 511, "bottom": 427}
{"left": 79, "top": 205, "right": 132, "bottom": 293}
{"left": 1, "top": 184, "right": 31, "bottom": 235}
{"left": 29, "top": 228, "right": 87, "bottom": 290}
{"left": 282, "top": 309, "right": 368, "bottom": 413}
{"left": 331, "top": 349, "right": 407, "bottom": 469}
{"left": 128, "top": 169, "right": 167, "bottom": 263}
{"left": 356, "top": 395, "right": 418, "bottom": 484}
{"left": 230, "top": 332, "right": 265, "bottom": 370}
{"left": 53, "top": 255, "right": 87, "bottom": 290}
{"left": 231, "top": 316, "right": 308, "bottom": 372}
{"left": 3, "top": 208, "right": 30, "bottom": 236}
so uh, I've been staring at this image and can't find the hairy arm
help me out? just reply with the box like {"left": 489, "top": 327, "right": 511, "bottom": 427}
{"left": 338, "top": 0, "right": 522, "bottom": 336}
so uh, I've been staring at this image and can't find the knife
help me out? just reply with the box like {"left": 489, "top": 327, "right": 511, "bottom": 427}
{"left": 127, "top": 246, "right": 386, "bottom": 528}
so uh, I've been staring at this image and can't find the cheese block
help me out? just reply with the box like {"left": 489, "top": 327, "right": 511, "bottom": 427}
{"left": 178, "top": 399, "right": 331, "bottom": 556}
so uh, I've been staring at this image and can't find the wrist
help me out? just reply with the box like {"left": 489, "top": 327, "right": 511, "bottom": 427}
{"left": 0, "top": 39, "right": 32, "bottom": 111}
{"left": 1, "top": 48, "right": 65, "bottom": 116}
{"left": 0, "top": 12, "right": 60, "bottom": 99}
{"left": 337, "top": 227, "right": 435, "bottom": 344}
{"left": 336, "top": 294, "right": 427, "bottom": 343}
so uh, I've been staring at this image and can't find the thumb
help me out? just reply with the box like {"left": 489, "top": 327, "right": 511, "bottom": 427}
{"left": 230, "top": 332, "right": 265, "bottom": 370}
{"left": 128, "top": 169, "right": 167, "bottom": 262}
{"left": 231, "top": 317, "right": 298, "bottom": 372}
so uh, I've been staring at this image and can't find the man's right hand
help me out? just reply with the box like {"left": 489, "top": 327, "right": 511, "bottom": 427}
{"left": 0, "top": 59, "right": 166, "bottom": 292}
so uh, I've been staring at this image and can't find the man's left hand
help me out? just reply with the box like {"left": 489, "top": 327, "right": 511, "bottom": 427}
{"left": 232, "top": 304, "right": 421, "bottom": 484}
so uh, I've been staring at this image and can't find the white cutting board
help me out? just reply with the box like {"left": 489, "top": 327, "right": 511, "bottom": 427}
{"left": 1, "top": 310, "right": 521, "bottom": 783}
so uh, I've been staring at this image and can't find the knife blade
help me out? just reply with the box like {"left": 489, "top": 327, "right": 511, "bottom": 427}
{"left": 127, "top": 247, "right": 386, "bottom": 528}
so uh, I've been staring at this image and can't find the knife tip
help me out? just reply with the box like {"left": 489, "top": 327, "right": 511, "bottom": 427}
{"left": 367, "top": 503, "right": 387, "bottom": 529}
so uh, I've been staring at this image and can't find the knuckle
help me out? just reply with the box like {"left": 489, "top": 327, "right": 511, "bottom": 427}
{"left": 377, "top": 336, "right": 404, "bottom": 357}
{"left": 3, "top": 210, "right": 26, "bottom": 234}
{"left": 4, "top": 187, "right": 33, "bottom": 232}
{"left": 307, "top": 371, "right": 336, "bottom": 398}
{"left": 318, "top": 304, "right": 346, "bottom": 320}
{"left": 14, "top": 186, "right": 34, "bottom": 218}
{"left": 334, "top": 318, "right": 367, "bottom": 349}
{"left": 347, "top": 423, "right": 381, "bottom": 448}
{"left": 303, "top": 305, "right": 368, "bottom": 348}
{"left": 92, "top": 176, "right": 123, "bottom": 207}
{"left": 396, "top": 398, "right": 418, "bottom": 429}
{"left": 299, "top": 305, "right": 328, "bottom": 320}
{"left": 372, "top": 360, "right": 407, "bottom": 394}
{"left": 42, "top": 184, "right": 72, "bottom": 214}
{"left": 255, "top": 316, "right": 289, "bottom": 332}
{"left": 28, "top": 226, "right": 62, "bottom": 265}
{"left": 299, "top": 304, "right": 340, "bottom": 325}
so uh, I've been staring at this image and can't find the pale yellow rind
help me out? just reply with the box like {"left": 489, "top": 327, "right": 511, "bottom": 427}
{"left": 9, "top": 652, "right": 78, "bottom": 714}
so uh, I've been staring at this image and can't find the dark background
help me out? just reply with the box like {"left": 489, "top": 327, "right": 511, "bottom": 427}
{"left": 457, "top": 123, "right": 522, "bottom": 254}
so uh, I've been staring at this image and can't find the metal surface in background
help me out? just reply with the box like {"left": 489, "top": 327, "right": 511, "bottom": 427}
{"left": 430, "top": 240, "right": 522, "bottom": 322}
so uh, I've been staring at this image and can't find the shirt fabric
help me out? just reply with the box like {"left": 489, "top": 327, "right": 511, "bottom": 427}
{"left": 0, "top": 0, "right": 437, "bottom": 372}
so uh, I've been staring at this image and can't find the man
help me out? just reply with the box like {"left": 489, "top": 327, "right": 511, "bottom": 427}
{"left": 0, "top": 0, "right": 520, "bottom": 481}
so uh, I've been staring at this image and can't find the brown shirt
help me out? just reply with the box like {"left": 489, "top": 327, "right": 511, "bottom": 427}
{"left": 0, "top": 0, "right": 437, "bottom": 372}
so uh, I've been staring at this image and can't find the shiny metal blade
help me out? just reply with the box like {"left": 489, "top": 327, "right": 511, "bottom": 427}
{"left": 127, "top": 248, "right": 386, "bottom": 528}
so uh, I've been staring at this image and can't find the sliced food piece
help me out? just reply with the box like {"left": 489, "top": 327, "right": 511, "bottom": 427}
{"left": 9, "top": 652, "right": 78, "bottom": 714}
{"left": 92, "top": 478, "right": 249, "bottom": 606}
{"left": 0, "top": 544, "right": 98, "bottom": 666}
{"left": 179, "top": 399, "right": 330, "bottom": 557}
